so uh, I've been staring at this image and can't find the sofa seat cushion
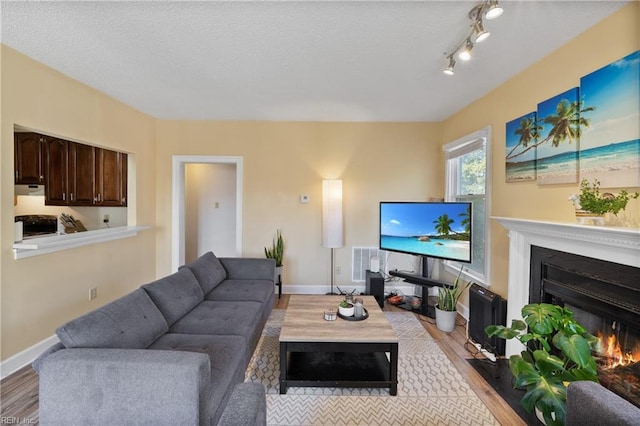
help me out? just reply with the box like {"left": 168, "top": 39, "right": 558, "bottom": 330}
{"left": 180, "top": 251, "right": 228, "bottom": 294}
{"left": 142, "top": 268, "right": 204, "bottom": 326}
{"left": 56, "top": 289, "right": 168, "bottom": 349}
{"left": 204, "top": 279, "right": 274, "bottom": 304}
{"left": 169, "top": 301, "right": 262, "bottom": 343}
{"left": 148, "top": 333, "right": 248, "bottom": 424}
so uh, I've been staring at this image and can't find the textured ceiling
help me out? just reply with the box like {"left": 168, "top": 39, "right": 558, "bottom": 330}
{"left": 0, "top": 1, "right": 631, "bottom": 122}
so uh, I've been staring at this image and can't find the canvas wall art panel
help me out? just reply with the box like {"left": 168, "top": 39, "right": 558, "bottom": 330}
{"left": 579, "top": 50, "right": 639, "bottom": 188}
{"left": 505, "top": 112, "right": 538, "bottom": 182}
{"left": 535, "top": 87, "right": 583, "bottom": 185}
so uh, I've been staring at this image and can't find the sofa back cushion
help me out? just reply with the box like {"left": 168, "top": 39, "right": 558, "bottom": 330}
{"left": 142, "top": 268, "right": 204, "bottom": 326}
{"left": 57, "top": 289, "right": 168, "bottom": 349}
{"left": 179, "top": 251, "right": 228, "bottom": 294}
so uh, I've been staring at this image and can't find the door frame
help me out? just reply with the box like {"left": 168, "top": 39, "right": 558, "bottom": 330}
{"left": 171, "top": 155, "right": 243, "bottom": 271}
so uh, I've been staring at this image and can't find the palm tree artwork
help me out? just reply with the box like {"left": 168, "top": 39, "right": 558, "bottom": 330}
{"left": 505, "top": 87, "right": 595, "bottom": 184}
{"left": 505, "top": 111, "right": 540, "bottom": 181}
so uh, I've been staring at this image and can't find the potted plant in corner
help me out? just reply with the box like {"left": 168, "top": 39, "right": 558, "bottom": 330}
{"left": 485, "top": 303, "right": 601, "bottom": 426}
{"left": 435, "top": 266, "right": 470, "bottom": 333}
{"left": 264, "top": 229, "right": 284, "bottom": 285}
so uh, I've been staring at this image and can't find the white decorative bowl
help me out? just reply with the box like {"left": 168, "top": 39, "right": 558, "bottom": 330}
{"left": 338, "top": 305, "right": 355, "bottom": 317}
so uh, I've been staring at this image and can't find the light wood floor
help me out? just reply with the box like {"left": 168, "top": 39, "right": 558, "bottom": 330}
{"left": 1, "top": 294, "right": 525, "bottom": 425}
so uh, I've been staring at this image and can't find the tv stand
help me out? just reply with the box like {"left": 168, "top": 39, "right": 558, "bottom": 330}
{"left": 388, "top": 270, "right": 447, "bottom": 318}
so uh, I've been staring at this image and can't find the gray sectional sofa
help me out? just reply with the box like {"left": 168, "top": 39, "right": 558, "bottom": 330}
{"left": 33, "top": 252, "right": 275, "bottom": 426}
{"left": 566, "top": 381, "right": 640, "bottom": 426}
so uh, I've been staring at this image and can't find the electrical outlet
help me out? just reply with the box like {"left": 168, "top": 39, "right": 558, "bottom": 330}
{"left": 336, "top": 266, "right": 342, "bottom": 275}
{"left": 103, "top": 214, "right": 109, "bottom": 224}
{"left": 90, "top": 287, "right": 98, "bottom": 300}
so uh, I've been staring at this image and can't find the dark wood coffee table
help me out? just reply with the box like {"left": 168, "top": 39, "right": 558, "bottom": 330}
{"left": 279, "top": 295, "right": 399, "bottom": 395}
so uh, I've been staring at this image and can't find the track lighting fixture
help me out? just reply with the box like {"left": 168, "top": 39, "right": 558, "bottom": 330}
{"left": 443, "top": 56, "right": 455, "bottom": 76}
{"left": 473, "top": 20, "right": 490, "bottom": 43}
{"left": 442, "top": 0, "right": 503, "bottom": 75}
{"left": 485, "top": 0, "right": 503, "bottom": 20}
{"left": 458, "top": 39, "right": 473, "bottom": 61}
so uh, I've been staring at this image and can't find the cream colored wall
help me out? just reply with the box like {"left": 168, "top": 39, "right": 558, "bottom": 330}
{"left": 442, "top": 3, "right": 640, "bottom": 300}
{"left": 1, "top": 46, "right": 157, "bottom": 361}
{"left": 156, "top": 121, "right": 443, "bottom": 288}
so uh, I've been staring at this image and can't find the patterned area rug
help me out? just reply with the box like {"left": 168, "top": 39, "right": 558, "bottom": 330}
{"left": 245, "top": 309, "right": 499, "bottom": 425}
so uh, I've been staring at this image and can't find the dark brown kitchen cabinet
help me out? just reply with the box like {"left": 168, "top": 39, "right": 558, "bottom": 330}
{"left": 69, "top": 142, "right": 96, "bottom": 206}
{"left": 14, "top": 132, "right": 45, "bottom": 184}
{"left": 95, "top": 149, "right": 127, "bottom": 206}
{"left": 44, "top": 137, "right": 69, "bottom": 205}
{"left": 18, "top": 131, "right": 127, "bottom": 207}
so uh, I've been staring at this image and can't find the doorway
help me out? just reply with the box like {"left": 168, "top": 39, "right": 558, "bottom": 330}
{"left": 172, "top": 156, "right": 243, "bottom": 271}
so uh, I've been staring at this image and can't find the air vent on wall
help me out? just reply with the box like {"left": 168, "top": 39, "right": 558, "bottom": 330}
{"left": 352, "top": 247, "right": 387, "bottom": 282}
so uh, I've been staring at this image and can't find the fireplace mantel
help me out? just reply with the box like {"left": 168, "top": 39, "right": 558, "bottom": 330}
{"left": 493, "top": 217, "right": 640, "bottom": 356}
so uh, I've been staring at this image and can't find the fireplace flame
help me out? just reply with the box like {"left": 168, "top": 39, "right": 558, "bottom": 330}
{"left": 597, "top": 332, "right": 640, "bottom": 369}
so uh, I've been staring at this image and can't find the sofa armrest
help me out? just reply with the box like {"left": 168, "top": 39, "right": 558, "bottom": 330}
{"left": 219, "top": 258, "right": 275, "bottom": 281}
{"left": 216, "top": 382, "right": 266, "bottom": 426}
{"left": 566, "top": 381, "right": 640, "bottom": 426}
{"left": 39, "top": 348, "right": 211, "bottom": 426}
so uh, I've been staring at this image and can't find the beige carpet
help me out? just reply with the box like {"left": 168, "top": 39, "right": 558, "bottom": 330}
{"left": 245, "top": 309, "right": 499, "bottom": 425}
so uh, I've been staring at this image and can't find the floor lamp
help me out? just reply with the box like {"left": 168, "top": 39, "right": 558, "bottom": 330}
{"left": 322, "top": 179, "right": 343, "bottom": 295}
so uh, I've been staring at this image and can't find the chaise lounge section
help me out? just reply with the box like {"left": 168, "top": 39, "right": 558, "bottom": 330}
{"left": 33, "top": 252, "right": 275, "bottom": 425}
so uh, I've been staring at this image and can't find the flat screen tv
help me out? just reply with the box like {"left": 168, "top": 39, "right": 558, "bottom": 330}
{"left": 379, "top": 201, "right": 472, "bottom": 263}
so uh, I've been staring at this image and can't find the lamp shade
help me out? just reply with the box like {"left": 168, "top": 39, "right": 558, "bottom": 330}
{"left": 322, "top": 179, "right": 343, "bottom": 248}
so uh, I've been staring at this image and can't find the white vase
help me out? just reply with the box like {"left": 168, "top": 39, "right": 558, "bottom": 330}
{"left": 338, "top": 305, "right": 354, "bottom": 317}
{"left": 435, "top": 307, "right": 457, "bottom": 333}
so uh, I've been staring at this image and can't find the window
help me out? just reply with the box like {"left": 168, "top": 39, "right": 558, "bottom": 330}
{"left": 443, "top": 127, "right": 491, "bottom": 285}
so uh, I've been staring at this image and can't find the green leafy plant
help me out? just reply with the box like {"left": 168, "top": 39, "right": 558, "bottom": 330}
{"left": 577, "top": 178, "right": 639, "bottom": 215}
{"left": 485, "top": 303, "right": 601, "bottom": 426}
{"left": 436, "top": 266, "right": 471, "bottom": 312}
{"left": 264, "top": 229, "right": 284, "bottom": 267}
{"left": 339, "top": 299, "right": 353, "bottom": 308}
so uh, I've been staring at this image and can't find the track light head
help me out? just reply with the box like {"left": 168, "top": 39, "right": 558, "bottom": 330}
{"left": 458, "top": 39, "right": 473, "bottom": 61}
{"left": 485, "top": 0, "right": 503, "bottom": 20}
{"left": 443, "top": 56, "right": 456, "bottom": 76}
{"left": 473, "top": 21, "right": 490, "bottom": 43}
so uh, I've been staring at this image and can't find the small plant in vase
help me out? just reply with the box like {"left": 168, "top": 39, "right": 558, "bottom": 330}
{"left": 569, "top": 179, "right": 638, "bottom": 224}
{"left": 435, "top": 266, "right": 471, "bottom": 333}
{"left": 264, "top": 229, "right": 284, "bottom": 283}
{"left": 264, "top": 229, "right": 284, "bottom": 267}
{"left": 338, "top": 298, "right": 354, "bottom": 317}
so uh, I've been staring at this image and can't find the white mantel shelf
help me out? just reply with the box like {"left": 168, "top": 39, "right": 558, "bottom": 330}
{"left": 493, "top": 217, "right": 640, "bottom": 357}
{"left": 13, "top": 225, "right": 151, "bottom": 259}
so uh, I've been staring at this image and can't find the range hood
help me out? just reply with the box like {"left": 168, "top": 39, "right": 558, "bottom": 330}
{"left": 15, "top": 184, "right": 45, "bottom": 196}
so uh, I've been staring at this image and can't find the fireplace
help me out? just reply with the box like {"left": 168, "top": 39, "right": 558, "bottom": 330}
{"left": 530, "top": 246, "right": 640, "bottom": 407}
{"left": 495, "top": 217, "right": 640, "bottom": 409}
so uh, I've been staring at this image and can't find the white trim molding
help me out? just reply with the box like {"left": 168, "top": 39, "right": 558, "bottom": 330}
{"left": 1, "top": 334, "right": 59, "bottom": 379}
{"left": 494, "top": 217, "right": 640, "bottom": 356}
{"left": 171, "top": 156, "right": 243, "bottom": 271}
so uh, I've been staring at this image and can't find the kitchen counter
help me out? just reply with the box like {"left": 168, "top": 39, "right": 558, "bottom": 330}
{"left": 13, "top": 225, "right": 151, "bottom": 259}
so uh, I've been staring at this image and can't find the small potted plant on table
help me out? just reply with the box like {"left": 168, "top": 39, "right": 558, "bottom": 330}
{"left": 338, "top": 298, "right": 354, "bottom": 317}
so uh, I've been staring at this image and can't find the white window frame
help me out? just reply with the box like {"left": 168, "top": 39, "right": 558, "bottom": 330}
{"left": 442, "top": 126, "right": 492, "bottom": 286}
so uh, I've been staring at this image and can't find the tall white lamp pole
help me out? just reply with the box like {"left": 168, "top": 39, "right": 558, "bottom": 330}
{"left": 322, "top": 179, "right": 343, "bottom": 295}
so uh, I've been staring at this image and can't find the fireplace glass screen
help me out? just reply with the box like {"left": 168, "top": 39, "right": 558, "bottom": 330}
{"left": 568, "top": 304, "right": 640, "bottom": 408}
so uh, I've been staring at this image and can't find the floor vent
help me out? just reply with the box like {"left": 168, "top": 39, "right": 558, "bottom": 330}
{"left": 352, "top": 247, "right": 386, "bottom": 282}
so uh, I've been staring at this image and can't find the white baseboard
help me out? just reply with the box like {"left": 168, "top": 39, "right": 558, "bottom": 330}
{"left": 1, "top": 334, "right": 59, "bottom": 379}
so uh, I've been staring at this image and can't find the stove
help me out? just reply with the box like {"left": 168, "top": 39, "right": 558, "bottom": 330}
{"left": 15, "top": 215, "right": 58, "bottom": 238}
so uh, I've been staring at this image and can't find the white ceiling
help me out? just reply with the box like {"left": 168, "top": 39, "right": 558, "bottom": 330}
{"left": 1, "top": 1, "right": 631, "bottom": 122}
